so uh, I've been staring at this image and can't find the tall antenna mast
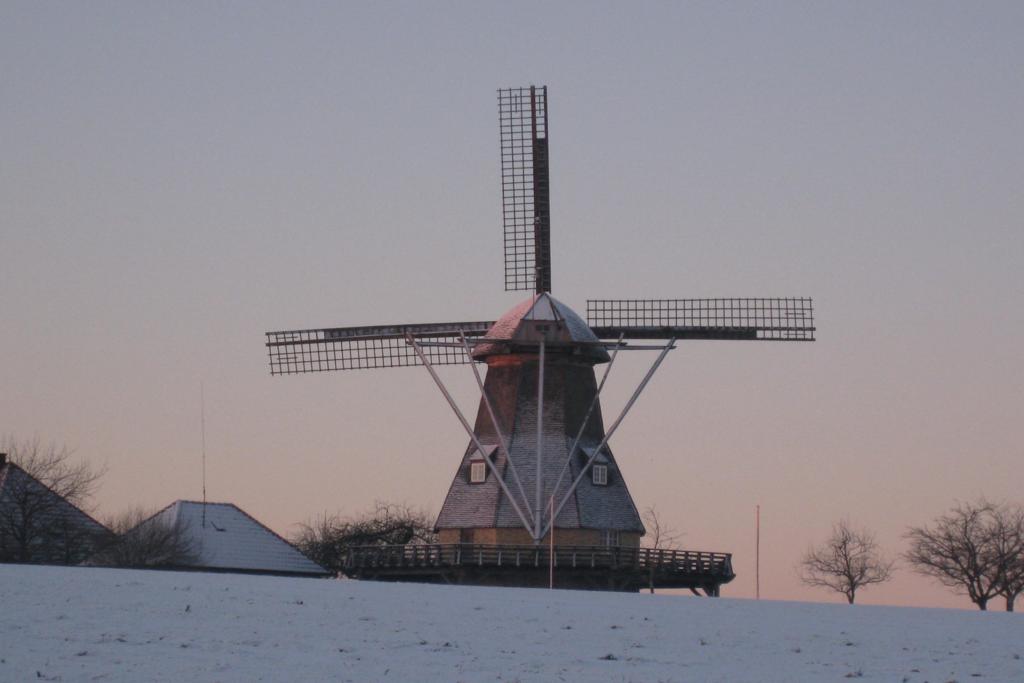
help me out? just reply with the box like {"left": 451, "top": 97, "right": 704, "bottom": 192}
{"left": 200, "top": 381, "right": 207, "bottom": 529}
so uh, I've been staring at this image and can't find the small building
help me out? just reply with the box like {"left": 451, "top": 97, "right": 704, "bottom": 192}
{"left": 138, "top": 500, "right": 329, "bottom": 578}
{"left": 0, "top": 452, "right": 110, "bottom": 564}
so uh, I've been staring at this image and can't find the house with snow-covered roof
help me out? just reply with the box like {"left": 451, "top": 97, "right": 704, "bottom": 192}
{"left": 136, "top": 500, "right": 329, "bottom": 577}
{"left": 0, "top": 452, "right": 110, "bottom": 564}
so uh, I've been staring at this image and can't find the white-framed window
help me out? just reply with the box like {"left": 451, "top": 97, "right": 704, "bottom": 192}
{"left": 470, "top": 460, "right": 486, "bottom": 484}
{"left": 603, "top": 529, "right": 620, "bottom": 547}
{"left": 592, "top": 464, "right": 608, "bottom": 486}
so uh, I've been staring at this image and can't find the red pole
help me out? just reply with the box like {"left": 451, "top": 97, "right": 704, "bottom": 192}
{"left": 549, "top": 495, "right": 555, "bottom": 589}
{"left": 755, "top": 505, "right": 760, "bottom": 600}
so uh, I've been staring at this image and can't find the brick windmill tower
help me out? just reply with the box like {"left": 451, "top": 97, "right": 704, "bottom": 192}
{"left": 266, "top": 86, "right": 815, "bottom": 592}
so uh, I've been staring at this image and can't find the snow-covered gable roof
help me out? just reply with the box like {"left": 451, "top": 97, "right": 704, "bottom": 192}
{"left": 148, "top": 501, "right": 328, "bottom": 576}
{"left": 0, "top": 461, "right": 109, "bottom": 537}
{"left": 0, "top": 460, "right": 110, "bottom": 564}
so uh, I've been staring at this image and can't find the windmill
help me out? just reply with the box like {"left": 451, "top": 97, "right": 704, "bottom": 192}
{"left": 266, "top": 86, "right": 815, "bottom": 592}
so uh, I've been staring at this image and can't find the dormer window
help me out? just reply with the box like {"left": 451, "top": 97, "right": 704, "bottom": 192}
{"left": 467, "top": 444, "right": 497, "bottom": 484}
{"left": 578, "top": 445, "right": 610, "bottom": 485}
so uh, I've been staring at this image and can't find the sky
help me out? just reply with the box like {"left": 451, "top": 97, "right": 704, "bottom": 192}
{"left": 2, "top": 1, "right": 1022, "bottom": 609}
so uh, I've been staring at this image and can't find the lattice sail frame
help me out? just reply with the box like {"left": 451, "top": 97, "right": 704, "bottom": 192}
{"left": 587, "top": 298, "right": 815, "bottom": 341}
{"left": 499, "top": 86, "right": 551, "bottom": 293}
{"left": 266, "top": 322, "right": 493, "bottom": 374}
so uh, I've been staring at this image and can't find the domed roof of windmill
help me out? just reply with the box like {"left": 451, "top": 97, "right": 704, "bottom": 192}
{"left": 472, "top": 293, "right": 610, "bottom": 362}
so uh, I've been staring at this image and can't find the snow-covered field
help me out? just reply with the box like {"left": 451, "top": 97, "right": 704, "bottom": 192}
{"left": 1, "top": 565, "right": 1022, "bottom": 682}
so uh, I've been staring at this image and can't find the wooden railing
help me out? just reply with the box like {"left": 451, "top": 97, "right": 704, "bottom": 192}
{"left": 344, "top": 544, "right": 733, "bottom": 578}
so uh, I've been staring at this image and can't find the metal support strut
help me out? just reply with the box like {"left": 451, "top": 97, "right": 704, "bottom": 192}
{"left": 542, "top": 338, "right": 676, "bottom": 538}
{"left": 459, "top": 333, "right": 532, "bottom": 527}
{"left": 549, "top": 334, "right": 624, "bottom": 502}
{"left": 407, "top": 334, "right": 536, "bottom": 536}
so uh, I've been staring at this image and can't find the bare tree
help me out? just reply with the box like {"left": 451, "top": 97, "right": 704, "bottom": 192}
{"left": 799, "top": 520, "right": 894, "bottom": 604}
{"left": 904, "top": 500, "right": 1006, "bottom": 611}
{"left": 89, "top": 507, "right": 199, "bottom": 568}
{"left": 986, "top": 503, "right": 1024, "bottom": 612}
{"left": 641, "top": 505, "right": 683, "bottom": 593}
{"left": 0, "top": 436, "right": 108, "bottom": 564}
{"left": 293, "top": 501, "right": 436, "bottom": 575}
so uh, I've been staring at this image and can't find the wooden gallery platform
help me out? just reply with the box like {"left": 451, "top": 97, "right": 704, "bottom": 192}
{"left": 343, "top": 544, "right": 735, "bottom": 595}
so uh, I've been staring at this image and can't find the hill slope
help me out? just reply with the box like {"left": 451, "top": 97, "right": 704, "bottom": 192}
{"left": 1, "top": 565, "right": 1021, "bottom": 682}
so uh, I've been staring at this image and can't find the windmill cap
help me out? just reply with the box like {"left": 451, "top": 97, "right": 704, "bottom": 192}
{"left": 472, "top": 293, "right": 610, "bottom": 363}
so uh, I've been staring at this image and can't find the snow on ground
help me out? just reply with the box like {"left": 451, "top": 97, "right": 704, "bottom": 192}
{"left": 1, "top": 565, "right": 1022, "bottom": 682}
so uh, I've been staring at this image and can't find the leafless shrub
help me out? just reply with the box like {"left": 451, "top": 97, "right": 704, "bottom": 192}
{"left": 293, "top": 501, "right": 436, "bottom": 574}
{"left": 642, "top": 505, "right": 682, "bottom": 551}
{"left": 641, "top": 506, "right": 684, "bottom": 593}
{"left": 90, "top": 507, "right": 199, "bottom": 568}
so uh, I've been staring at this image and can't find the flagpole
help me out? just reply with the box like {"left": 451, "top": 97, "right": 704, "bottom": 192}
{"left": 755, "top": 504, "right": 760, "bottom": 600}
{"left": 549, "top": 495, "right": 555, "bottom": 589}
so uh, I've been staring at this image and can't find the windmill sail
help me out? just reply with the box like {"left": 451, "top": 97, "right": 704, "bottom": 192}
{"left": 499, "top": 85, "right": 551, "bottom": 294}
{"left": 587, "top": 298, "right": 815, "bottom": 341}
{"left": 266, "top": 321, "right": 494, "bottom": 374}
